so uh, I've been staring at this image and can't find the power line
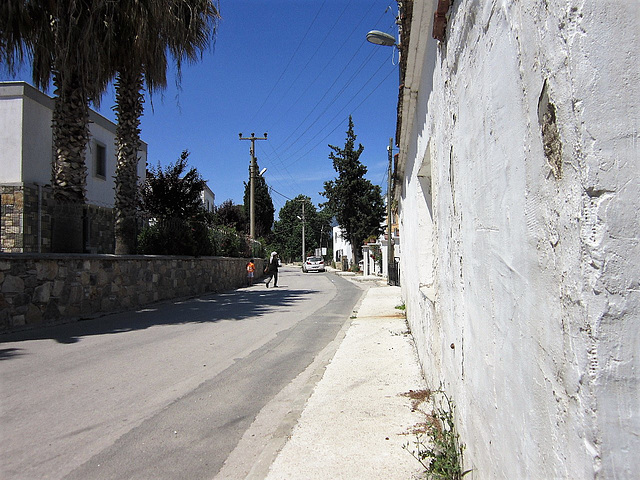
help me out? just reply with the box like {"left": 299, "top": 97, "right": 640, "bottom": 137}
{"left": 257, "top": 0, "right": 355, "bottom": 125}
{"left": 272, "top": 9, "right": 393, "bottom": 154}
{"left": 283, "top": 61, "right": 397, "bottom": 166}
{"left": 268, "top": 186, "right": 294, "bottom": 201}
{"left": 248, "top": 0, "right": 328, "bottom": 125}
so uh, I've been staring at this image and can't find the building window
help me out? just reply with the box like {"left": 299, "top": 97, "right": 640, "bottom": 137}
{"left": 95, "top": 143, "right": 106, "bottom": 179}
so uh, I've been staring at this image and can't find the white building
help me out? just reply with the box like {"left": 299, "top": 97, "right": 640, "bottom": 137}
{"left": 395, "top": 1, "right": 639, "bottom": 478}
{"left": 0, "top": 81, "right": 148, "bottom": 252}
{"left": 361, "top": 201, "right": 401, "bottom": 279}
{"left": 332, "top": 225, "right": 352, "bottom": 270}
{"left": 201, "top": 183, "right": 215, "bottom": 213}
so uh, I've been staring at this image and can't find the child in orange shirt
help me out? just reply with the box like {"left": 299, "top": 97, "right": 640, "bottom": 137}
{"left": 246, "top": 259, "right": 256, "bottom": 286}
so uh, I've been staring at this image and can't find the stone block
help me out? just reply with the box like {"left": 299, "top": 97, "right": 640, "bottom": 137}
{"left": 25, "top": 304, "right": 43, "bottom": 325}
{"left": 33, "top": 282, "right": 51, "bottom": 303}
{"left": 12, "top": 293, "right": 31, "bottom": 307}
{"left": 2, "top": 275, "right": 24, "bottom": 293}
{"left": 36, "top": 261, "right": 59, "bottom": 280}
{"left": 44, "top": 300, "right": 61, "bottom": 320}
{"left": 96, "top": 270, "right": 109, "bottom": 286}
{"left": 24, "top": 275, "right": 38, "bottom": 289}
{"left": 12, "top": 315, "right": 25, "bottom": 327}
{"left": 101, "top": 297, "right": 114, "bottom": 311}
{"left": 52, "top": 280, "right": 65, "bottom": 297}
{"left": 68, "top": 285, "right": 83, "bottom": 304}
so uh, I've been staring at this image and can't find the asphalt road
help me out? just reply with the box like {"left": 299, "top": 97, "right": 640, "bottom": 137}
{"left": 0, "top": 266, "right": 363, "bottom": 480}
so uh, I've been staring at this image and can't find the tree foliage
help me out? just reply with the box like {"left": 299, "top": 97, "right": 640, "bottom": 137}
{"left": 140, "top": 150, "right": 208, "bottom": 220}
{"left": 137, "top": 150, "right": 213, "bottom": 255}
{"left": 214, "top": 199, "right": 248, "bottom": 232}
{"left": 321, "top": 116, "right": 385, "bottom": 264}
{"left": 271, "top": 195, "right": 332, "bottom": 263}
{"left": 243, "top": 173, "right": 275, "bottom": 238}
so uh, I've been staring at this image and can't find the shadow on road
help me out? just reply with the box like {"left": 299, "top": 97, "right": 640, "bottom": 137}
{"left": 0, "top": 286, "right": 319, "bottom": 349}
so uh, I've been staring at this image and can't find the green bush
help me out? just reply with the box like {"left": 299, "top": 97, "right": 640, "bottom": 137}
{"left": 137, "top": 218, "right": 213, "bottom": 256}
{"left": 210, "top": 226, "right": 246, "bottom": 257}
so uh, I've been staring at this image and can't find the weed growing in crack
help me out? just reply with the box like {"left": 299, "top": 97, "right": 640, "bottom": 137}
{"left": 402, "top": 389, "right": 471, "bottom": 479}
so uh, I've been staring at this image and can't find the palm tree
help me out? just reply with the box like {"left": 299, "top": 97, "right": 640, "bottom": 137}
{"left": 110, "top": 0, "right": 220, "bottom": 254}
{"left": 1, "top": 0, "right": 112, "bottom": 252}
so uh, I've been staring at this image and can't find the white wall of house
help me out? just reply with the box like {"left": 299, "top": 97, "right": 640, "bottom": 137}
{"left": 0, "top": 82, "right": 147, "bottom": 206}
{"left": 201, "top": 184, "right": 215, "bottom": 212}
{"left": 397, "top": 1, "right": 639, "bottom": 479}
{"left": 332, "top": 225, "right": 352, "bottom": 266}
{"left": 0, "top": 87, "right": 26, "bottom": 184}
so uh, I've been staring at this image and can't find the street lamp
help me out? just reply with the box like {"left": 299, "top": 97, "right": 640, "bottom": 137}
{"left": 366, "top": 30, "right": 398, "bottom": 47}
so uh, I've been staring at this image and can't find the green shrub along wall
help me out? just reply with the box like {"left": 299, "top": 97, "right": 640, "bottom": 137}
{"left": 0, "top": 254, "right": 264, "bottom": 333}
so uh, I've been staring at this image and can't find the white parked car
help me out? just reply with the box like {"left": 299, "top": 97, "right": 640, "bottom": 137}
{"left": 302, "top": 256, "right": 325, "bottom": 273}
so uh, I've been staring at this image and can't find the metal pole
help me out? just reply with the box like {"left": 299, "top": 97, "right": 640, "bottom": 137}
{"left": 301, "top": 202, "right": 305, "bottom": 263}
{"left": 387, "top": 138, "right": 394, "bottom": 284}
{"left": 250, "top": 146, "right": 255, "bottom": 239}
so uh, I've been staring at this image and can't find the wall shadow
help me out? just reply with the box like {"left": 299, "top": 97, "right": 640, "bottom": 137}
{"left": 0, "top": 287, "right": 320, "bottom": 347}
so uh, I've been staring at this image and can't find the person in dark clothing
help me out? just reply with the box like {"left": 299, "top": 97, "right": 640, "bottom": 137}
{"left": 265, "top": 251, "right": 280, "bottom": 287}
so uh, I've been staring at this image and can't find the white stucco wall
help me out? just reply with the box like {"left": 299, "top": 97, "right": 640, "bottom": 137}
{"left": 332, "top": 225, "right": 353, "bottom": 265}
{"left": 0, "top": 82, "right": 147, "bottom": 206}
{"left": 0, "top": 91, "right": 25, "bottom": 183}
{"left": 201, "top": 184, "right": 215, "bottom": 212}
{"left": 21, "top": 88, "right": 55, "bottom": 185}
{"left": 398, "top": 1, "right": 639, "bottom": 478}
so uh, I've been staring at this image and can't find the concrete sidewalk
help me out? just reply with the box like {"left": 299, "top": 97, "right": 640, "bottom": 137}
{"left": 262, "top": 283, "right": 428, "bottom": 479}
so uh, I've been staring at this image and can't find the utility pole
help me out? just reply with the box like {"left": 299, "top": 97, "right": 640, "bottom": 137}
{"left": 296, "top": 200, "right": 306, "bottom": 263}
{"left": 301, "top": 201, "right": 306, "bottom": 263}
{"left": 387, "top": 138, "right": 395, "bottom": 285}
{"left": 239, "top": 132, "right": 267, "bottom": 239}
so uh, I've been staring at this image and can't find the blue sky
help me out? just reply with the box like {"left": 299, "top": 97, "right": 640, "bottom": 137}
{"left": 5, "top": 1, "right": 400, "bottom": 214}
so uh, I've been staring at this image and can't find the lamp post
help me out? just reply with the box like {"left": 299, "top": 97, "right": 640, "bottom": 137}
{"left": 297, "top": 201, "right": 305, "bottom": 264}
{"left": 366, "top": 28, "right": 399, "bottom": 285}
{"left": 239, "top": 132, "right": 267, "bottom": 239}
{"left": 387, "top": 138, "right": 395, "bottom": 285}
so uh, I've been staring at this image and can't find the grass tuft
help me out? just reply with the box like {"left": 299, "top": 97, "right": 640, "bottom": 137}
{"left": 402, "top": 389, "right": 471, "bottom": 479}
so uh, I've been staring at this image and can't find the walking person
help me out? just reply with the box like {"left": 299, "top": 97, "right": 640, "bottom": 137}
{"left": 246, "top": 259, "right": 256, "bottom": 286}
{"left": 265, "top": 251, "right": 280, "bottom": 288}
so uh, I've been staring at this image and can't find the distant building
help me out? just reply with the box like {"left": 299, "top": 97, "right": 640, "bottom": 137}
{"left": 361, "top": 197, "right": 400, "bottom": 278}
{"left": 0, "top": 81, "right": 148, "bottom": 253}
{"left": 332, "top": 225, "right": 352, "bottom": 270}
{"left": 201, "top": 184, "right": 215, "bottom": 213}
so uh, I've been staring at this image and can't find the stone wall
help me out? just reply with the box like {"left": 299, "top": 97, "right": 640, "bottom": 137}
{"left": 1, "top": 183, "right": 117, "bottom": 254}
{"left": 0, "top": 184, "right": 47, "bottom": 253}
{"left": 0, "top": 254, "right": 264, "bottom": 333}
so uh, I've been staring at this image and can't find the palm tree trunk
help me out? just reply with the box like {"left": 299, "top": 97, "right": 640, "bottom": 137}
{"left": 114, "top": 68, "right": 145, "bottom": 255}
{"left": 50, "top": 68, "right": 90, "bottom": 253}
